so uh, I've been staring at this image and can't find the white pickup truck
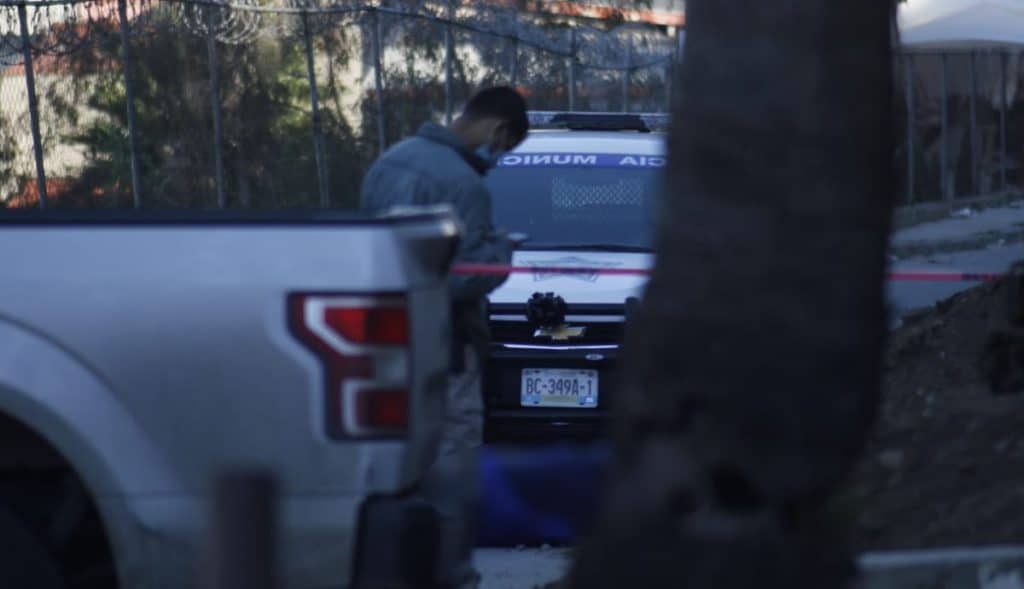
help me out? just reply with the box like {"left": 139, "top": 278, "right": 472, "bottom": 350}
{"left": 0, "top": 209, "right": 458, "bottom": 588}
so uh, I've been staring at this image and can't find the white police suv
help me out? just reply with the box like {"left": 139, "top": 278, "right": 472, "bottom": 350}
{"left": 484, "top": 112, "right": 666, "bottom": 439}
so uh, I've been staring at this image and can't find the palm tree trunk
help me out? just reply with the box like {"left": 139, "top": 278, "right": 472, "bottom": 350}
{"left": 570, "top": 2, "right": 895, "bottom": 588}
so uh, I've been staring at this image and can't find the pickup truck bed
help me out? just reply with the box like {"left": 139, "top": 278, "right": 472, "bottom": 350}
{"left": 0, "top": 209, "right": 458, "bottom": 588}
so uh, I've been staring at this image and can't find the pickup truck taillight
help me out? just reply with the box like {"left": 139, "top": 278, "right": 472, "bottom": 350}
{"left": 289, "top": 294, "right": 410, "bottom": 440}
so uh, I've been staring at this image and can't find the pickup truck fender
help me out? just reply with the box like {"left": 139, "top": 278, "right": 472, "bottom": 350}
{"left": 0, "top": 317, "right": 183, "bottom": 585}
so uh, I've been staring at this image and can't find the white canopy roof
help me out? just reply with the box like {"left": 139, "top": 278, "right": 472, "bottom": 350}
{"left": 900, "top": 0, "right": 1024, "bottom": 48}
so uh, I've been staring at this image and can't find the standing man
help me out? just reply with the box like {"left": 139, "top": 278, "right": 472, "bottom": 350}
{"left": 361, "top": 86, "right": 529, "bottom": 589}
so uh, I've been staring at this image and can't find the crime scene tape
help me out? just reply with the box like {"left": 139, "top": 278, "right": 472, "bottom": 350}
{"left": 887, "top": 271, "right": 1004, "bottom": 282}
{"left": 451, "top": 263, "right": 1005, "bottom": 282}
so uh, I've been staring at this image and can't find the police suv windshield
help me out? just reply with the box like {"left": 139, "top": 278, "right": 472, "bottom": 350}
{"left": 485, "top": 152, "right": 662, "bottom": 251}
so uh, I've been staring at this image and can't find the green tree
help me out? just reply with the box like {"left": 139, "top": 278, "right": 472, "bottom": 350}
{"left": 62, "top": 9, "right": 366, "bottom": 209}
{"left": 0, "top": 110, "right": 23, "bottom": 206}
{"left": 49, "top": 1, "right": 671, "bottom": 207}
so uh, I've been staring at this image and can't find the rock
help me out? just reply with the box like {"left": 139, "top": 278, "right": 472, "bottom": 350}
{"left": 541, "top": 543, "right": 552, "bottom": 551}
{"left": 952, "top": 207, "right": 974, "bottom": 218}
{"left": 878, "top": 449, "right": 906, "bottom": 470}
{"left": 903, "top": 307, "right": 934, "bottom": 327}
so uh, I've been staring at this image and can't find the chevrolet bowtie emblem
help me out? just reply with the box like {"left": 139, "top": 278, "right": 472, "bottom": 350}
{"left": 534, "top": 324, "right": 586, "bottom": 341}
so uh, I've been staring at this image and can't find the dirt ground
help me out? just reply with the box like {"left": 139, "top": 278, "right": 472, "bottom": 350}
{"left": 854, "top": 277, "right": 1024, "bottom": 550}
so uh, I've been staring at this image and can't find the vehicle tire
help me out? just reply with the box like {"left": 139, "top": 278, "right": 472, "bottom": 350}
{"left": 0, "top": 499, "right": 65, "bottom": 589}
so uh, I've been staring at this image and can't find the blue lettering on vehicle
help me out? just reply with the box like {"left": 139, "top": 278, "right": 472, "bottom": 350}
{"left": 498, "top": 153, "right": 665, "bottom": 168}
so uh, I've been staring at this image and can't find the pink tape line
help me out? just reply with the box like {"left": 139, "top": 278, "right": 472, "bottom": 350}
{"left": 888, "top": 271, "right": 1003, "bottom": 282}
{"left": 451, "top": 263, "right": 1005, "bottom": 282}
{"left": 451, "top": 263, "right": 650, "bottom": 276}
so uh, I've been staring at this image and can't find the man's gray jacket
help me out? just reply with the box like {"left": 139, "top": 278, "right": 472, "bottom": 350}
{"left": 361, "top": 122, "right": 512, "bottom": 368}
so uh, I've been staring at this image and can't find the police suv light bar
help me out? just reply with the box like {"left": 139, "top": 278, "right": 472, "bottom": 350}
{"left": 527, "top": 111, "right": 671, "bottom": 132}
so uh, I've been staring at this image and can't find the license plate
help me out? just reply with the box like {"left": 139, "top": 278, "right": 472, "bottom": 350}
{"left": 520, "top": 368, "right": 598, "bottom": 408}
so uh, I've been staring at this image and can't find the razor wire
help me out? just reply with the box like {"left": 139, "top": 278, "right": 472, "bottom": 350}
{"left": 0, "top": 0, "right": 679, "bottom": 68}
{"left": 176, "top": 0, "right": 262, "bottom": 44}
{"left": 1, "top": 0, "right": 111, "bottom": 58}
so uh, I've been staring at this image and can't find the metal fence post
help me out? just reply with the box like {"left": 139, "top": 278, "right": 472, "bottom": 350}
{"left": 17, "top": 2, "right": 48, "bottom": 210}
{"left": 671, "top": 27, "right": 685, "bottom": 113}
{"left": 621, "top": 36, "right": 632, "bottom": 113}
{"left": 205, "top": 7, "right": 226, "bottom": 209}
{"left": 941, "top": 52, "right": 950, "bottom": 201}
{"left": 1001, "top": 50, "right": 1009, "bottom": 191}
{"left": 117, "top": 0, "right": 142, "bottom": 208}
{"left": 508, "top": 39, "right": 518, "bottom": 86}
{"left": 969, "top": 50, "right": 978, "bottom": 195}
{"left": 664, "top": 58, "right": 672, "bottom": 114}
{"left": 906, "top": 53, "right": 915, "bottom": 204}
{"left": 372, "top": 9, "right": 386, "bottom": 155}
{"left": 664, "top": 32, "right": 675, "bottom": 114}
{"left": 208, "top": 471, "right": 278, "bottom": 589}
{"left": 444, "top": 1, "right": 454, "bottom": 125}
{"left": 567, "top": 28, "right": 576, "bottom": 111}
{"left": 301, "top": 11, "right": 330, "bottom": 207}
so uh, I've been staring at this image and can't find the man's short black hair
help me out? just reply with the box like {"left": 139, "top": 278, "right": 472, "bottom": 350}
{"left": 462, "top": 86, "right": 529, "bottom": 143}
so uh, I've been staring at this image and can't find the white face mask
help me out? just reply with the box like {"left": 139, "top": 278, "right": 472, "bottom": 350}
{"left": 475, "top": 144, "right": 505, "bottom": 169}
{"left": 475, "top": 125, "right": 511, "bottom": 169}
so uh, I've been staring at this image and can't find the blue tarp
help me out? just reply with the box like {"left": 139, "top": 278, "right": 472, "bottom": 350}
{"left": 477, "top": 443, "right": 610, "bottom": 547}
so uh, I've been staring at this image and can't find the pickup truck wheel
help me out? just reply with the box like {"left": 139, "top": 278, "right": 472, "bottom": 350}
{"left": 0, "top": 500, "right": 65, "bottom": 589}
{"left": 0, "top": 411, "right": 119, "bottom": 589}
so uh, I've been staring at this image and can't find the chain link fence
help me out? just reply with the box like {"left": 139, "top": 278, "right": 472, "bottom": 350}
{"left": 0, "top": 0, "right": 682, "bottom": 210}
{"left": 898, "top": 50, "right": 1022, "bottom": 207}
{"left": 6, "top": 0, "right": 1013, "bottom": 212}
